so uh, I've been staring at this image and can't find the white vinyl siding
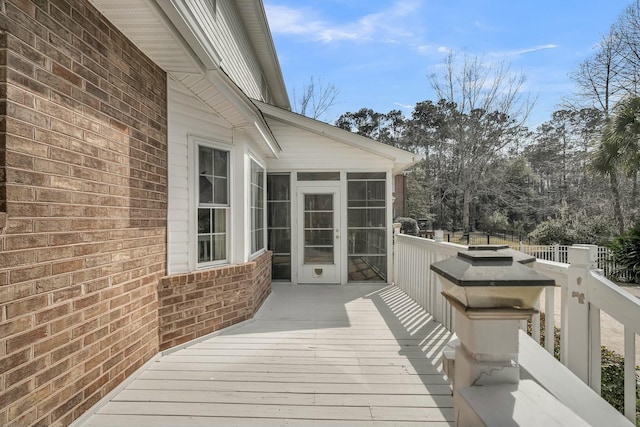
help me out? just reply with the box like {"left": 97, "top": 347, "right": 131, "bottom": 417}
{"left": 207, "top": 0, "right": 264, "bottom": 100}
{"left": 167, "top": 79, "right": 233, "bottom": 274}
{"left": 204, "top": 0, "right": 216, "bottom": 17}
{"left": 265, "top": 120, "right": 393, "bottom": 172}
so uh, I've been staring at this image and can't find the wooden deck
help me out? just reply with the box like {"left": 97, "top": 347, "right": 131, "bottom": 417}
{"left": 77, "top": 284, "right": 454, "bottom": 426}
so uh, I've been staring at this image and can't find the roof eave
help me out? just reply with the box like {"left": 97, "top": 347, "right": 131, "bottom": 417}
{"left": 254, "top": 100, "right": 420, "bottom": 174}
{"left": 205, "top": 71, "right": 282, "bottom": 157}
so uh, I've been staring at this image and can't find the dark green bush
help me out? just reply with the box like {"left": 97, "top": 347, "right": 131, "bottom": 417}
{"left": 528, "top": 205, "right": 615, "bottom": 245}
{"left": 607, "top": 222, "right": 640, "bottom": 284}
{"left": 395, "top": 217, "right": 419, "bottom": 236}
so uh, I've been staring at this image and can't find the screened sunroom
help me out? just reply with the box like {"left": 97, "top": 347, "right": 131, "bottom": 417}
{"left": 256, "top": 101, "right": 418, "bottom": 285}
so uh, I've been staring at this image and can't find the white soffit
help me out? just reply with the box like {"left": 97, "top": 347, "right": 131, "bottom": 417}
{"left": 89, "top": 0, "right": 280, "bottom": 157}
{"left": 88, "top": 0, "right": 202, "bottom": 74}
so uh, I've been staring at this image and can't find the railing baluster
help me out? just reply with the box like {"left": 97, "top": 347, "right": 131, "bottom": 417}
{"left": 393, "top": 234, "right": 464, "bottom": 330}
{"left": 544, "top": 286, "right": 555, "bottom": 355}
{"left": 532, "top": 299, "right": 541, "bottom": 344}
{"left": 624, "top": 326, "right": 636, "bottom": 424}
{"left": 588, "top": 304, "right": 601, "bottom": 395}
{"left": 560, "top": 284, "right": 569, "bottom": 365}
{"left": 420, "top": 246, "right": 426, "bottom": 310}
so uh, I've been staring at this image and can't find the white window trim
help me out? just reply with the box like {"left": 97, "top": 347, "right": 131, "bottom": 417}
{"left": 189, "top": 135, "right": 234, "bottom": 270}
{"left": 248, "top": 155, "right": 267, "bottom": 259}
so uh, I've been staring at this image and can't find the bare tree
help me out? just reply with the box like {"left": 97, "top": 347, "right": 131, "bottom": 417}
{"left": 430, "top": 52, "right": 533, "bottom": 123}
{"left": 615, "top": 0, "right": 640, "bottom": 93}
{"left": 568, "top": 26, "right": 626, "bottom": 114}
{"left": 569, "top": 20, "right": 637, "bottom": 232}
{"left": 292, "top": 76, "right": 339, "bottom": 121}
{"left": 428, "top": 51, "right": 534, "bottom": 232}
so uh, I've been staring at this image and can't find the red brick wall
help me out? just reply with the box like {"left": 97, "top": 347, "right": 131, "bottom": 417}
{"left": 393, "top": 173, "right": 406, "bottom": 218}
{"left": 158, "top": 251, "right": 272, "bottom": 351}
{"left": 0, "top": 1, "right": 167, "bottom": 426}
{"left": 251, "top": 251, "right": 272, "bottom": 316}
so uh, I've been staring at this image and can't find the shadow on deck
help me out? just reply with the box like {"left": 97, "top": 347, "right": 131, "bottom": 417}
{"left": 75, "top": 284, "right": 454, "bottom": 426}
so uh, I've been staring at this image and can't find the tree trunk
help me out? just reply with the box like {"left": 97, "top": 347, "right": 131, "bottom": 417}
{"left": 631, "top": 170, "right": 638, "bottom": 223}
{"left": 632, "top": 170, "right": 638, "bottom": 209}
{"left": 610, "top": 171, "right": 625, "bottom": 234}
{"left": 463, "top": 186, "right": 471, "bottom": 232}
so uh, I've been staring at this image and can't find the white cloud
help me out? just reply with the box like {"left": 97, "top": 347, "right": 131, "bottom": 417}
{"left": 265, "top": 5, "right": 325, "bottom": 37}
{"left": 474, "top": 20, "right": 499, "bottom": 31}
{"left": 265, "top": 1, "right": 424, "bottom": 43}
{"left": 415, "top": 45, "right": 453, "bottom": 56}
{"left": 494, "top": 44, "right": 559, "bottom": 57}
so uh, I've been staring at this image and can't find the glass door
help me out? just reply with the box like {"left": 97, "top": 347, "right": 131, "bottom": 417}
{"left": 297, "top": 186, "right": 340, "bottom": 283}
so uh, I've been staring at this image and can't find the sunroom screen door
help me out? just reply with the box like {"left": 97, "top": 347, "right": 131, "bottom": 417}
{"left": 297, "top": 186, "right": 341, "bottom": 283}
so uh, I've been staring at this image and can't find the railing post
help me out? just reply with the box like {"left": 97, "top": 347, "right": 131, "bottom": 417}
{"left": 573, "top": 244, "right": 598, "bottom": 269}
{"left": 392, "top": 223, "right": 401, "bottom": 285}
{"left": 434, "top": 230, "right": 443, "bottom": 243}
{"left": 563, "top": 246, "right": 593, "bottom": 384}
{"left": 431, "top": 249, "right": 555, "bottom": 426}
{"left": 574, "top": 244, "right": 602, "bottom": 394}
{"left": 553, "top": 243, "right": 560, "bottom": 262}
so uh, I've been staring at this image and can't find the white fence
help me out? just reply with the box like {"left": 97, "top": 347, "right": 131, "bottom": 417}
{"left": 393, "top": 234, "right": 639, "bottom": 425}
{"left": 520, "top": 243, "right": 634, "bottom": 282}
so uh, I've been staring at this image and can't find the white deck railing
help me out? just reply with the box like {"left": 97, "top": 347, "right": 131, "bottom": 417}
{"left": 393, "top": 234, "right": 639, "bottom": 425}
{"left": 520, "top": 243, "right": 633, "bottom": 282}
{"left": 393, "top": 234, "right": 465, "bottom": 331}
{"left": 522, "top": 243, "right": 569, "bottom": 264}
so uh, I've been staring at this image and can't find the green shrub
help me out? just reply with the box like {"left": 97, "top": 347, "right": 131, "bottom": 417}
{"left": 607, "top": 222, "right": 640, "bottom": 284}
{"left": 395, "top": 217, "right": 419, "bottom": 236}
{"left": 528, "top": 203, "right": 616, "bottom": 245}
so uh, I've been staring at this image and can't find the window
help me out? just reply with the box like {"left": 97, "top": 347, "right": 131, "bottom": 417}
{"left": 250, "top": 159, "right": 265, "bottom": 254}
{"left": 297, "top": 172, "right": 340, "bottom": 181}
{"left": 347, "top": 172, "right": 387, "bottom": 282}
{"left": 267, "top": 174, "right": 291, "bottom": 280}
{"left": 303, "top": 194, "right": 334, "bottom": 264}
{"left": 197, "top": 145, "right": 229, "bottom": 265}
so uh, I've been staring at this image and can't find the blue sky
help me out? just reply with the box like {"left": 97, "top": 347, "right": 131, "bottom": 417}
{"left": 264, "top": 0, "right": 629, "bottom": 129}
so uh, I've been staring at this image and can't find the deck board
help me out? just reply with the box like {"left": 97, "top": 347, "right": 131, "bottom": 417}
{"left": 135, "top": 370, "right": 449, "bottom": 384}
{"left": 145, "top": 362, "right": 441, "bottom": 375}
{"left": 76, "top": 284, "right": 454, "bottom": 426}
